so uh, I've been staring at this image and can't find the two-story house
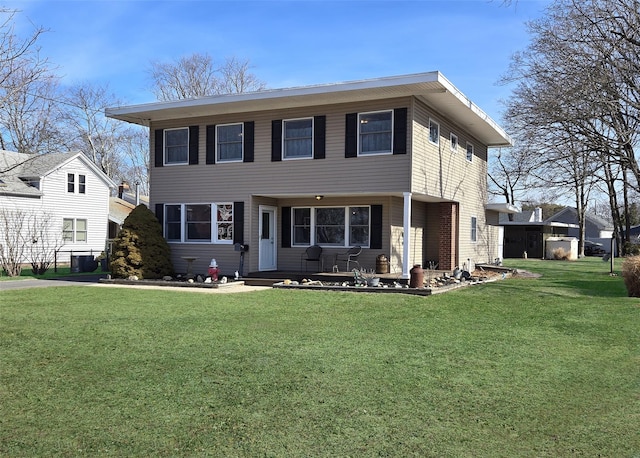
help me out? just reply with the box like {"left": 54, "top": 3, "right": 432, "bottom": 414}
{"left": 0, "top": 150, "right": 116, "bottom": 266}
{"left": 106, "top": 72, "right": 512, "bottom": 278}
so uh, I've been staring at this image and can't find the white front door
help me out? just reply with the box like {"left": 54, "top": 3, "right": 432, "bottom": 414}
{"left": 259, "top": 206, "right": 277, "bottom": 271}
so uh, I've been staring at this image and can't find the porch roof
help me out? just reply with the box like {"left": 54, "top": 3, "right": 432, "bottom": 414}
{"left": 106, "top": 71, "right": 512, "bottom": 147}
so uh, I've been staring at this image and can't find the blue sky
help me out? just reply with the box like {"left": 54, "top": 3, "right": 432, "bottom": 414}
{"left": 7, "top": 0, "right": 549, "bottom": 123}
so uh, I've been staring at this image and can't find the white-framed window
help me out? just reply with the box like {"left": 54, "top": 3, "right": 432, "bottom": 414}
{"left": 292, "top": 206, "right": 371, "bottom": 247}
{"left": 216, "top": 203, "right": 234, "bottom": 243}
{"left": 186, "top": 204, "right": 212, "bottom": 241}
{"left": 62, "top": 218, "right": 87, "bottom": 243}
{"left": 293, "top": 207, "right": 311, "bottom": 245}
{"left": 67, "top": 174, "right": 86, "bottom": 193}
{"left": 359, "top": 110, "right": 393, "bottom": 155}
{"left": 164, "top": 127, "right": 189, "bottom": 165}
{"left": 216, "top": 123, "right": 243, "bottom": 162}
{"left": 450, "top": 133, "right": 458, "bottom": 152}
{"left": 466, "top": 142, "right": 474, "bottom": 162}
{"left": 471, "top": 216, "right": 477, "bottom": 243}
{"left": 165, "top": 205, "right": 182, "bottom": 241}
{"left": 164, "top": 203, "right": 233, "bottom": 243}
{"left": 429, "top": 118, "right": 440, "bottom": 145}
{"left": 283, "top": 118, "right": 313, "bottom": 159}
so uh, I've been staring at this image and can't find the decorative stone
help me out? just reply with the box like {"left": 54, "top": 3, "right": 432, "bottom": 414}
{"left": 162, "top": 276, "right": 173, "bottom": 281}
{"left": 127, "top": 275, "right": 138, "bottom": 281}
{"left": 196, "top": 275, "right": 204, "bottom": 283}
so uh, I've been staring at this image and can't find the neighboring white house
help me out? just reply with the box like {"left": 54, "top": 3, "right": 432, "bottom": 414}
{"left": 0, "top": 150, "right": 116, "bottom": 266}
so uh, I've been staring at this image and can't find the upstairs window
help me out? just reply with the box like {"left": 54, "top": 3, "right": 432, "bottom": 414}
{"left": 216, "top": 123, "right": 243, "bottom": 162}
{"left": 164, "top": 127, "right": 189, "bottom": 165}
{"left": 450, "top": 133, "right": 458, "bottom": 152}
{"left": 283, "top": 118, "right": 313, "bottom": 159}
{"left": 359, "top": 110, "right": 392, "bottom": 155}
{"left": 466, "top": 142, "right": 474, "bottom": 162}
{"left": 429, "top": 118, "right": 440, "bottom": 145}
{"left": 66, "top": 173, "right": 86, "bottom": 194}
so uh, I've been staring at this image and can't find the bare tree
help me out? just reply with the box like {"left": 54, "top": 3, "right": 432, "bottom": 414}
{"left": 148, "top": 53, "right": 266, "bottom": 101}
{"left": 0, "top": 207, "right": 27, "bottom": 276}
{"left": 27, "top": 211, "right": 63, "bottom": 275}
{"left": 501, "top": 0, "right": 640, "bottom": 253}
{"left": 59, "top": 83, "right": 131, "bottom": 180}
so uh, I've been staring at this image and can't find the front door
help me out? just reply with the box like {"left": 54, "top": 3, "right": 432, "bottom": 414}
{"left": 259, "top": 206, "right": 277, "bottom": 271}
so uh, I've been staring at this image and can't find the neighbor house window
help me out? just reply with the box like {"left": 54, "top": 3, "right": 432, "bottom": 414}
{"left": 471, "top": 216, "right": 477, "bottom": 242}
{"left": 217, "top": 123, "right": 243, "bottom": 162}
{"left": 67, "top": 173, "right": 75, "bottom": 193}
{"left": 186, "top": 204, "right": 211, "bottom": 241}
{"left": 429, "top": 119, "right": 440, "bottom": 145}
{"left": 62, "top": 218, "right": 87, "bottom": 243}
{"left": 466, "top": 142, "right": 474, "bottom": 162}
{"left": 164, "top": 127, "right": 189, "bottom": 164}
{"left": 292, "top": 206, "right": 371, "bottom": 247}
{"left": 164, "top": 203, "right": 233, "bottom": 243}
{"left": 450, "top": 133, "right": 458, "bottom": 152}
{"left": 283, "top": 118, "right": 313, "bottom": 159}
{"left": 78, "top": 174, "right": 86, "bottom": 194}
{"left": 359, "top": 110, "right": 392, "bottom": 155}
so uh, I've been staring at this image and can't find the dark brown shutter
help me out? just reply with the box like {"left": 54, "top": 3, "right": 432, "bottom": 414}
{"left": 233, "top": 201, "right": 244, "bottom": 244}
{"left": 393, "top": 108, "right": 407, "bottom": 155}
{"left": 188, "top": 126, "right": 199, "bottom": 165}
{"left": 244, "top": 122, "right": 254, "bottom": 163}
{"left": 314, "top": 115, "right": 326, "bottom": 159}
{"left": 271, "top": 120, "right": 282, "bottom": 162}
{"left": 370, "top": 204, "right": 383, "bottom": 249}
{"left": 206, "top": 125, "right": 216, "bottom": 164}
{"left": 155, "top": 203, "right": 164, "bottom": 227}
{"left": 345, "top": 113, "right": 357, "bottom": 158}
{"left": 154, "top": 129, "right": 164, "bottom": 167}
{"left": 281, "top": 206, "right": 291, "bottom": 248}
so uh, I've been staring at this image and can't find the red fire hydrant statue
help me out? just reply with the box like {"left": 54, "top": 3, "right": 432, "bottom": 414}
{"left": 208, "top": 258, "right": 219, "bottom": 282}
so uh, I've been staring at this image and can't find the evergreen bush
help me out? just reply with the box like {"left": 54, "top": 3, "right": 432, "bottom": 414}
{"left": 110, "top": 205, "right": 174, "bottom": 279}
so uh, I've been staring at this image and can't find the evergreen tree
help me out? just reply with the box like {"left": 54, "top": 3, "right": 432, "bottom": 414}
{"left": 110, "top": 205, "right": 174, "bottom": 279}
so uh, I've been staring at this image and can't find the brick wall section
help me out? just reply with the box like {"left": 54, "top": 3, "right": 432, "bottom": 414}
{"left": 438, "top": 202, "right": 458, "bottom": 270}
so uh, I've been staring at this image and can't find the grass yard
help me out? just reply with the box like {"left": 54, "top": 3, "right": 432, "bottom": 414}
{"left": 1, "top": 258, "right": 638, "bottom": 456}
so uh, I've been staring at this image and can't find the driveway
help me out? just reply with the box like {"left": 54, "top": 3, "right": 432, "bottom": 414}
{"left": 0, "top": 274, "right": 108, "bottom": 291}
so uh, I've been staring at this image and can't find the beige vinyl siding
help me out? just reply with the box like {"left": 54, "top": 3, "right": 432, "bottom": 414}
{"left": 411, "top": 98, "right": 488, "bottom": 202}
{"left": 150, "top": 98, "right": 413, "bottom": 204}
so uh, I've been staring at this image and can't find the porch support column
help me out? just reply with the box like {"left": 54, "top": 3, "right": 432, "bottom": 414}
{"left": 402, "top": 192, "right": 412, "bottom": 279}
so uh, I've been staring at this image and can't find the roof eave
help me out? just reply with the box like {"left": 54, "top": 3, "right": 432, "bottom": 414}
{"left": 105, "top": 71, "right": 512, "bottom": 147}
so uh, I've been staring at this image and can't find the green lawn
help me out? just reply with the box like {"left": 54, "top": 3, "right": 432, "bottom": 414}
{"left": 1, "top": 258, "right": 638, "bottom": 456}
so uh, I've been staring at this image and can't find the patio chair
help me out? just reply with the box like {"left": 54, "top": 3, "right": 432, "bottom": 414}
{"left": 301, "top": 245, "right": 323, "bottom": 272}
{"left": 334, "top": 246, "right": 362, "bottom": 272}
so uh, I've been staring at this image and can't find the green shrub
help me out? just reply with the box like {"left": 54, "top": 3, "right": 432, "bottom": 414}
{"left": 621, "top": 255, "right": 640, "bottom": 297}
{"left": 110, "top": 205, "right": 174, "bottom": 279}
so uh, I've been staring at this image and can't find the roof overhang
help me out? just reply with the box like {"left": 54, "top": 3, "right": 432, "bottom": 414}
{"left": 105, "top": 71, "right": 512, "bottom": 147}
{"left": 486, "top": 203, "right": 521, "bottom": 214}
